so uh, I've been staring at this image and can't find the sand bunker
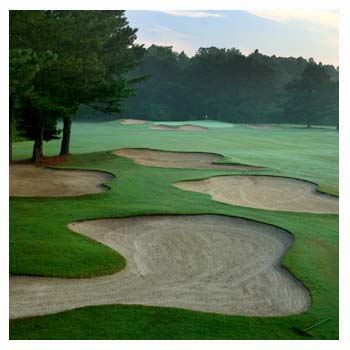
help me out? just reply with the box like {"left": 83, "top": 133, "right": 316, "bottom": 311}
{"left": 10, "top": 215, "right": 310, "bottom": 319}
{"left": 150, "top": 124, "right": 208, "bottom": 131}
{"left": 246, "top": 124, "right": 279, "bottom": 130}
{"left": 114, "top": 148, "right": 262, "bottom": 171}
{"left": 120, "top": 119, "right": 146, "bottom": 125}
{"left": 174, "top": 176, "right": 338, "bottom": 214}
{"left": 10, "top": 164, "right": 114, "bottom": 197}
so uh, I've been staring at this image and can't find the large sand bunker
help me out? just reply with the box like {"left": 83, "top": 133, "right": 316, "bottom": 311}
{"left": 174, "top": 176, "right": 338, "bottom": 214}
{"left": 114, "top": 148, "right": 262, "bottom": 171}
{"left": 120, "top": 119, "right": 146, "bottom": 125}
{"left": 150, "top": 124, "right": 208, "bottom": 131}
{"left": 10, "top": 164, "right": 114, "bottom": 197}
{"left": 10, "top": 215, "right": 310, "bottom": 319}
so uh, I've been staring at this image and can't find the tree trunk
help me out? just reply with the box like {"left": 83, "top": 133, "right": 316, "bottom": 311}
{"left": 9, "top": 95, "right": 15, "bottom": 163}
{"left": 60, "top": 116, "right": 72, "bottom": 156}
{"left": 307, "top": 121, "right": 311, "bottom": 128}
{"left": 32, "top": 126, "right": 44, "bottom": 162}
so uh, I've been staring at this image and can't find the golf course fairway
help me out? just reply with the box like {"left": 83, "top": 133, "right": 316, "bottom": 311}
{"left": 10, "top": 120, "right": 338, "bottom": 339}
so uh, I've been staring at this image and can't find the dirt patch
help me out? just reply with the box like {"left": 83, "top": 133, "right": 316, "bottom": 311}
{"left": 174, "top": 176, "right": 338, "bottom": 214}
{"left": 10, "top": 215, "right": 310, "bottom": 319}
{"left": 246, "top": 124, "right": 280, "bottom": 130}
{"left": 150, "top": 124, "right": 208, "bottom": 131}
{"left": 114, "top": 148, "right": 262, "bottom": 171}
{"left": 10, "top": 164, "right": 114, "bottom": 197}
{"left": 120, "top": 119, "right": 146, "bottom": 125}
{"left": 13, "top": 155, "right": 68, "bottom": 166}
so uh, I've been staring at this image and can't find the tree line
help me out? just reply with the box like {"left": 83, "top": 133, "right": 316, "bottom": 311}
{"left": 116, "top": 45, "right": 338, "bottom": 127}
{"left": 9, "top": 10, "right": 144, "bottom": 162}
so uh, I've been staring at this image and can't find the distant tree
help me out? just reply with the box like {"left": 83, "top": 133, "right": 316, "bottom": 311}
{"left": 123, "top": 45, "right": 188, "bottom": 121}
{"left": 123, "top": 46, "right": 333, "bottom": 124}
{"left": 177, "top": 51, "right": 190, "bottom": 70}
{"left": 186, "top": 46, "right": 275, "bottom": 122}
{"left": 283, "top": 62, "right": 338, "bottom": 128}
{"left": 319, "top": 80, "right": 339, "bottom": 129}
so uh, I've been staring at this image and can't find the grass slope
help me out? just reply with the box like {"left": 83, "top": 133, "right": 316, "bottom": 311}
{"left": 10, "top": 122, "right": 338, "bottom": 339}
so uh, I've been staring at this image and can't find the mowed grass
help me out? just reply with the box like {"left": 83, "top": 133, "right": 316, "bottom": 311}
{"left": 10, "top": 121, "right": 338, "bottom": 339}
{"left": 13, "top": 121, "right": 338, "bottom": 193}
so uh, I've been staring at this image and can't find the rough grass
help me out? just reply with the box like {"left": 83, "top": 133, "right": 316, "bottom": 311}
{"left": 10, "top": 121, "right": 338, "bottom": 339}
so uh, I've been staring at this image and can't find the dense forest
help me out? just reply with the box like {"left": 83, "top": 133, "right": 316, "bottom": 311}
{"left": 134, "top": 46, "right": 338, "bottom": 126}
{"left": 10, "top": 11, "right": 339, "bottom": 162}
{"left": 78, "top": 45, "right": 338, "bottom": 126}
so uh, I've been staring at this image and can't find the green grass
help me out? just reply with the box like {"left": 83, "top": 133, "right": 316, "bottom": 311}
{"left": 9, "top": 303, "right": 335, "bottom": 340}
{"left": 10, "top": 121, "right": 338, "bottom": 339}
{"left": 13, "top": 121, "right": 338, "bottom": 191}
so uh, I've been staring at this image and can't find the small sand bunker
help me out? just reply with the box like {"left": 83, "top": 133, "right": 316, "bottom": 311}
{"left": 10, "top": 215, "right": 310, "bottom": 319}
{"left": 114, "top": 148, "right": 262, "bottom": 171}
{"left": 10, "top": 164, "right": 114, "bottom": 197}
{"left": 246, "top": 124, "right": 279, "bottom": 130}
{"left": 120, "top": 119, "right": 146, "bottom": 125}
{"left": 174, "top": 176, "right": 338, "bottom": 214}
{"left": 150, "top": 124, "right": 207, "bottom": 131}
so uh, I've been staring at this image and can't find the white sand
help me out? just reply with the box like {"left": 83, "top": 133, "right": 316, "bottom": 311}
{"left": 150, "top": 124, "right": 207, "bottom": 131}
{"left": 120, "top": 119, "right": 146, "bottom": 125}
{"left": 114, "top": 148, "right": 262, "bottom": 171}
{"left": 10, "top": 215, "right": 310, "bottom": 319}
{"left": 10, "top": 164, "right": 113, "bottom": 197}
{"left": 246, "top": 124, "right": 280, "bottom": 130}
{"left": 174, "top": 175, "right": 338, "bottom": 213}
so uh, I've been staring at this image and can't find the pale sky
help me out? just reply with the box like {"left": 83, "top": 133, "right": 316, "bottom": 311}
{"left": 126, "top": 10, "right": 338, "bottom": 66}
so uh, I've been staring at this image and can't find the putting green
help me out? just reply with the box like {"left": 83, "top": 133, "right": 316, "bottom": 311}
{"left": 149, "top": 124, "right": 208, "bottom": 131}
